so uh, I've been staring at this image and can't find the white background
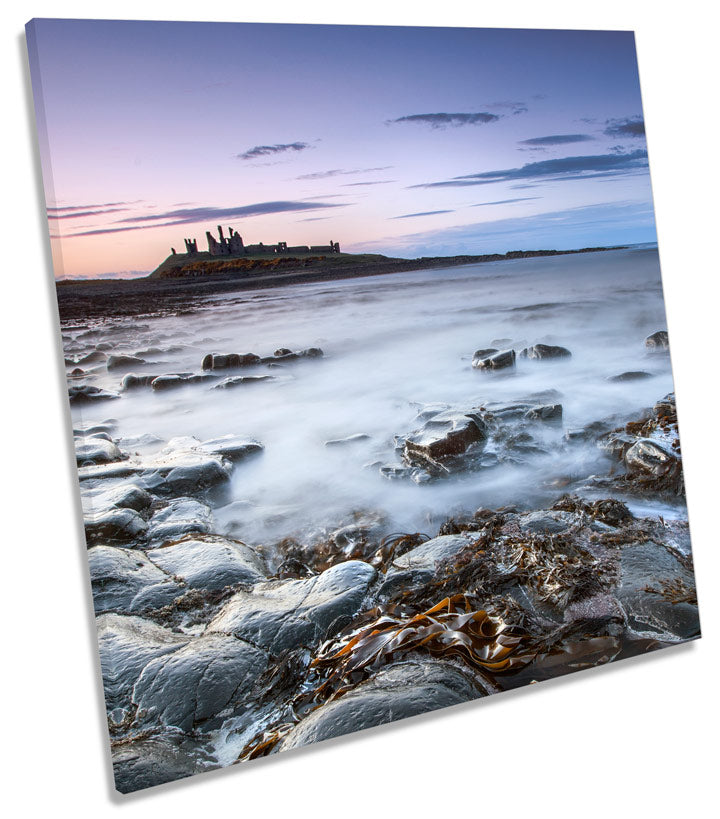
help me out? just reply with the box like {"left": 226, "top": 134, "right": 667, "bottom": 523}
{"left": 2, "top": 2, "right": 717, "bottom": 815}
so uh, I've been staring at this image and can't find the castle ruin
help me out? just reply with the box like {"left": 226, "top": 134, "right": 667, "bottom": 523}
{"left": 176, "top": 225, "right": 340, "bottom": 258}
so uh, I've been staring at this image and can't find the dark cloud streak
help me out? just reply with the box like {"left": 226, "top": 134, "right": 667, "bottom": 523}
{"left": 603, "top": 117, "right": 645, "bottom": 138}
{"left": 410, "top": 150, "right": 649, "bottom": 189}
{"left": 518, "top": 134, "right": 594, "bottom": 146}
{"left": 237, "top": 142, "right": 310, "bottom": 160}
{"left": 388, "top": 112, "right": 500, "bottom": 128}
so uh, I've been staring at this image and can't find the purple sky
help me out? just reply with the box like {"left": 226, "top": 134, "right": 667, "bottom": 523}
{"left": 26, "top": 20, "right": 655, "bottom": 278}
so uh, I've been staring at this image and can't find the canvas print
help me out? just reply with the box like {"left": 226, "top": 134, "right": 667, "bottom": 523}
{"left": 26, "top": 19, "right": 701, "bottom": 793}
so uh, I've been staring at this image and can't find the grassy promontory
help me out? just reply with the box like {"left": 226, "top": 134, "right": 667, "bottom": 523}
{"left": 56, "top": 246, "right": 626, "bottom": 322}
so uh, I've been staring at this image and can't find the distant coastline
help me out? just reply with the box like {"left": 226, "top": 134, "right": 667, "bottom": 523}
{"left": 56, "top": 245, "right": 627, "bottom": 322}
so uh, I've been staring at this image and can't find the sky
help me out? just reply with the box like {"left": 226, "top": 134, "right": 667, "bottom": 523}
{"left": 26, "top": 20, "right": 656, "bottom": 279}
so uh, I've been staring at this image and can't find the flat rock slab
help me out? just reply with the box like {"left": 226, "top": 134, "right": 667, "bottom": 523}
{"left": 82, "top": 481, "right": 153, "bottom": 514}
{"left": 404, "top": 410, "right": 487, "bottom": 463}
{"left": 146, "top": 497, "right": 214, "bottom": 543}
{"left": 209, "top": 560, "right": 376, "bottom": 653}
{"left": 75, "top": 436, "right": 124, "bottom": 466}
{"left": 85, "top": 506, "right": 148, "bottom": 544}
{"left": 146, "top": 533, "right": 267, "bottom": 589}
{"left": 97, "top": 614, "right": 189, "bottom": 706}
{"left": 520, "top": 344, "right": 572, "bottom": 360}
{"left": 88, "top": 546, "right": 184, "bottom": 614}
{"left": 279, "top": 660, "right": 484, "bottom": 751}
{"left": 617, "top": 541, "right": 700, "bottom": 641}
{"left": 113, "top": 734, "right": 208, "bottom": 794}
{"left": 391, "top": 532, "right": 484, "bottom": 572}
{"left": 132, "top": 633, "right": 269, "bottom": 732}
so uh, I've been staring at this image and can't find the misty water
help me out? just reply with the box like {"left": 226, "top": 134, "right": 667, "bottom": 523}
{"left": 66, "top": 246, "right": 682, "bottom": 550}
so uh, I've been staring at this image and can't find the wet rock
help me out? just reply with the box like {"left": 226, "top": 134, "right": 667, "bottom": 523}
{"left": 107, "top": 354, "right": 146, "bottom": 371}
{"left": 83, "top": 481, "right": 153, "bottom": 513}
{"left": 113, "top": 734, "right": 207, "bottom": 794}
{"left": 617, "top": 541, "right": 699, "bottom": 641}
{"left": 645, "top": 330, "right": 669, "bottom": 350}
{"left": 151, "top": 373, "right": 217, "bottom": 391}
{"left": 75, "top": 436, "right": 124, "bottom": 465}
{"left": 132, "top": 633, "right": 269, "bottom": 733}
{"left": 75, "top": 350, "right": 106, "bottom": 366}
{"left": 97, "top": 614, "right": 188, "bottom": 707}
{"left": 68, "top": 385, "right": 120, "bottom": 404}
{"left": 278, "top": 661, "right": 485, "bottom": 751}
{"left": 325, "top": 433, "right": 371, "bottom": 447}
{"left": 196, "top": 435, "right": 264, "bottom": 463}
{"left": 625, "top": 438, "right": 681, "bottom": 486}
{"left": 213, "top": 375, "right": 274, "bottom": 389}
{"left": 209, "top": 560, "right": 376, "bottom": 653}
{"left": 85, "top": 507, "right": 148, "bottom": 544}
{"left": 608, "top": 371, "right": 654, "bottom": 383}
{"left": 121, "top": 373, "right": 158, "bottom": 390}
{"left": 260, "top": 347, "right": 324, "bottom": 364}
{"left": 520, "top": 344, "right": 572, "bottom": 360}
{"left": 472, "top": 347, "right": 498, "bottom": 359}
{"left": 146, "top": 534, "right": 267, "bottom": 589}
{"left": 524, "top": 403, "right": 563, "bottom": 423}
{"left": 404, "top": 410, "right": 487, "bottom": 467}
{"left": 390, "top": 532, "right": 482, "bottom": 573}
{"left": 158, "top": 460, "right": 231, "bottom": 496}
{"left": 201, "top": 353, "right": 261, "bottom": 371}
{"left": 88, "top": 546, "right": 184, "bottom": 614}
{"left": 146, "top": 498, "right": 214, "bottom": 542}
{"left": 472, "top": 349, "right": 516, "bottom": 371}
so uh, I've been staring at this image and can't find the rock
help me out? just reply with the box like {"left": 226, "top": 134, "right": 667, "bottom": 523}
{"left": 515, "top": 510, "right": 573, "bottom": 534}
{"left": 472, "top": 349, "right": 516, "bottom": 371}
{"left": 113, "top": 734, "right": 206, "bottom": 794}
{"left": 196, "top": 435, "right": 264, "bottom": 463}
{"left": 151, "top": 373, "right": 216, "bottom": 391}
{"left": 404, "top": 410, "right": 487, "bottom": 466}
{"left": 82, "top": 481, "right": 153, "bottom": 513}
{"left": 88, "top": 546, "right": 184, "bottom": 614}
{"left": 146, "top": 534, "right": 267, "bottom": 589}
{"left": 159, "top": 460, "right": 231, "bottom": 495}
{"left": 524, "top": 403, "right": 562, "bottom": 423}
{"left": 608, "top": 371, "right": 654, "bottom": 382}
{"left": 85, "top": 507, "right": 148, "bottom": 544}
{"left": 278, "top": 661, "right": 485, "bottom": 751}
{"left": 107, "top": 354, "right": 146, "bottom": 371}
{"left": 213, "top": 375, "right": 274, "bottom": 389}
{"left": 75, "top": 436, "right": 123, "bottom": 465}
{"left": 472, "top": 347, "right": 498, "bottom": 359}
{"left": 261, "top": 347, "right": 324, "bottom": 364}
{"left": 208, "top": 560, "right": 376, "bottom": 653}
{"left": 201, "top": 353, "right": 261, "bottom": 371}
{"left": 132, "top": 634, "right": 268, "bottom": 732}
{"left": 616, "top": 541, "right": 699, "bottom": 641}
{"left": 75, "top": 350, "right": 106, "bottom": 366}
{"left": 390, "top": 532, "right": 482, "bottom": 573}
{"left": 520, "top": 344, "right": 572, "bottom": 359}
{"left": 68, "top": 385, "right": 120, "bottom": 404}
{"left": 146, "top": 498, "right": 214, "bottom": 542}
{"left": 625, "top": 438, "right": 680, "bottom": 484}
{"left": 645, "top": 330, "right": 669, "bottom": 350}
{"left": 121, "top": 373, "right": 158, "bottom": 390}
{"left": 96, "top": 614, "right": 188, "bottom": 707}
{"left": 325, "top": 433, "right": 371, "bottom": 447}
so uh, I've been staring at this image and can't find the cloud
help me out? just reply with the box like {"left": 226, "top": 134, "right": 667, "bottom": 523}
{"left": 296, "top": 167, "right": 392, "bottom": 180}
{"left": 387, "top": 112, "right": 501, "bottom": 128}
{"left": 67, "top": 201, "right": 345, "bottom": 237}
{"left": 48, "top": 208, "right": 127, "bottom": 220}
{"left": 603, "top": 117, "right": 645, "bottom": 138}
{"left": 350, "top": 201, "right": 657, "bottom": 258}
{"left": 410, "top": 150, "right": 649, "bottom": 188}
{"left": 237, "top": 142, "right": 311, "bottom": 160}
{"left": 340, "top": 180, "right": 396, "bottom": 187}
{"left": 484, "top": 100, "right": 528, "bottom": 115}
{"left": 518, "top": 134, "right": 595, "bottom": 146}
{"left": 471, "top": 197, "right": 541, "bottom": 206}
{"left": 391, "top": 210, "right": 455, "bottom": 219}
{"left": 47, "top": 201, "right": 136, "bottom": 212}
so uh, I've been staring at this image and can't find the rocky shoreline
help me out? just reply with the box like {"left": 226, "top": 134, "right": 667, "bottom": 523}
{"left": 66, "top": 319, "right": 699, "bottom": 793}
